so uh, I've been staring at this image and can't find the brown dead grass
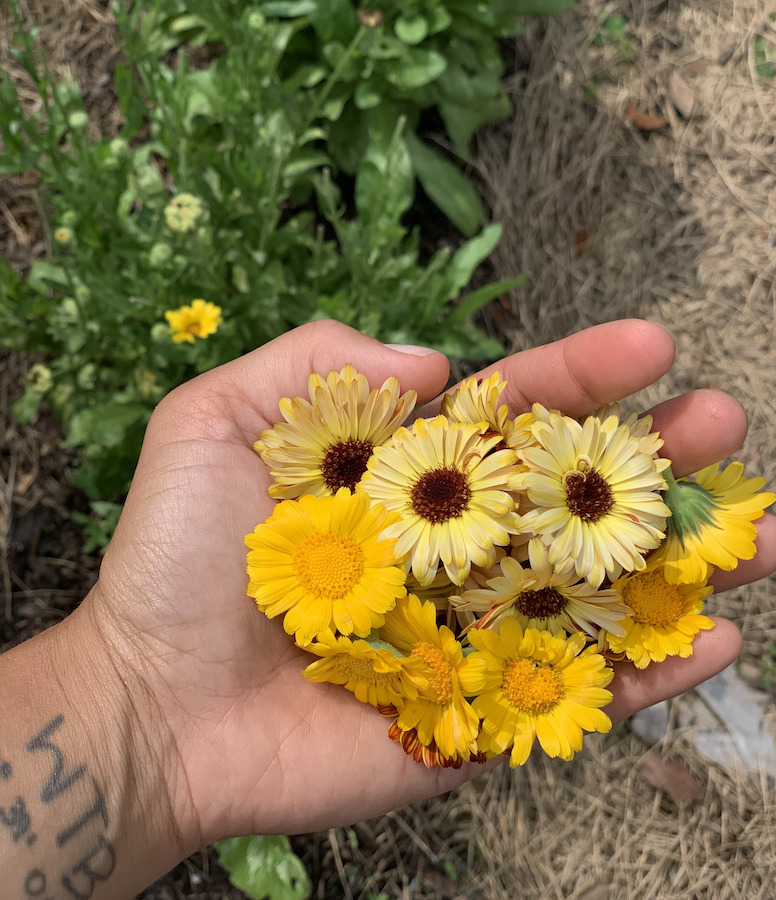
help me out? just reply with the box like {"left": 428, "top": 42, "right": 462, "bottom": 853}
{"left": 469, "top": 1, "right": 776, "bottom": 897}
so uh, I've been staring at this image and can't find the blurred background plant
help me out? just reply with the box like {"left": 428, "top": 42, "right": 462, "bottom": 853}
{"left": 0, "top": 0, "right": 576, "bottom": 509}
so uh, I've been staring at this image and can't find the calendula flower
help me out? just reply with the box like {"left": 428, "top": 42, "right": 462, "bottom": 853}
{"left": 165, "top": 299, "right": 222, "bottom": 344}
{"left": 511, "top": 407, "right": 671, "bottom": 587}
{"left": 655, "top": 463, "right": 775, "bottom": 584}
{"left": 453, "top": 538, "right": 630, "bottom": 638}
{"left": 303, "top": 631, "right": 428, "bottom": 707}
{"left": 245, "top": 489, "right": 406, "bottom": 646}
{"left": 254, "top": 365, "right": 417, "bottom": 500}
{"left": 441, "top": 372, "right": 510, "bottom": 435}
{"left": 459, "top": 619, "right": 613, "bottom": 766}
{"left": 603, "top": 566, "right": 714, "bottom": 668}
{"left": 164, "top": 192, "right": 204, "bottom": 233}
{"left": 360, "top": 416, "right": 519, "bottom": 586}
{"left": 379, "top": 594, "right": 481, "bottom": 762}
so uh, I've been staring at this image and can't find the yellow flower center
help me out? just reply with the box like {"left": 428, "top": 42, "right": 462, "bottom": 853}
{"left": 294, "top": 532, "right": 364, "bottom": 599}
{"left": 502, "top": 658, "right": 564, "bottom": 714}
{"left": 622, "top": 571, "right": 686, "bottom": 627}
{"left": 186, "top": 321, "right": 203, "bottom": 336}
{"left": 410, "top": 467, "right": 471, "bottom": 523}
{"left": 413, "top": 642, "right": 454, "bottom": 704}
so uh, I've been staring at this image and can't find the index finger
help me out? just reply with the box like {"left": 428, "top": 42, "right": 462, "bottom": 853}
{"left": 474, "top": 319, "right": 676, "bottom": 417}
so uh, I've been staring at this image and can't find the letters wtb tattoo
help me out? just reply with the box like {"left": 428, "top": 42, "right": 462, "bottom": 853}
{"left": 0, "top": 715, "right": 117, "bottom": 899}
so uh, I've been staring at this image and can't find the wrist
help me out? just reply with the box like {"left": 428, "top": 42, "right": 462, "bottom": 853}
{"left": 0, "top": 587, "right": 196, "bottom": 898}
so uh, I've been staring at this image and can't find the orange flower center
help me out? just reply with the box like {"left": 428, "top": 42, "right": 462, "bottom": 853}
{"left": 622, "top": 571, "right": 686, "bottom": 627}
{"left": 502, "top": 658, "right": 564, "bottom": 714}
{"left": 413, "top": 641, "right": 454, "bottom": 704}
{"left": 294, "top": 532, "right": 364, "bottom": 599}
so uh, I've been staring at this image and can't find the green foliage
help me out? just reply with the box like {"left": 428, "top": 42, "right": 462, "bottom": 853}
{"left": 215, "top": 836, "right": 311, "bottom": 900}
{"left": 753, "top": 34, "right": 776, "bottom": 79}
{"left": 759, "top": 643, "right": 776, "bottom": 689}
{"left": 0, "top": 0, "right": 574, "bottom": 507}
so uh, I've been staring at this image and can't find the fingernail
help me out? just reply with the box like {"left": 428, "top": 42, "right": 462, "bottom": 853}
{"left": 384, "top": 343, "right": 438, "bottom": 356}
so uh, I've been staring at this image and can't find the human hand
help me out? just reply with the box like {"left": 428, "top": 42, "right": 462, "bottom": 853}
{"left": 77, "top": 318, "right": 776, "bottom": 859}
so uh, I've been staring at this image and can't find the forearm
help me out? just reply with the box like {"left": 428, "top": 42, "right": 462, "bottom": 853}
{"left": 0, "top": 597, "right": 188, "bottom": 899}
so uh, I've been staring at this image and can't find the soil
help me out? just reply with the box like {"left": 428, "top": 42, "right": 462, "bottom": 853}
{"left": 3, "top": 0, "right": 776, "bottom": 898}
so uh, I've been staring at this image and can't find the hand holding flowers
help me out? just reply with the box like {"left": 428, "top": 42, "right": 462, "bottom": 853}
{"left": 247, "top": 327, "right": 774, "bottom": 770}
{"left": 35, "top": 319, "right": 774, "bottom": 895}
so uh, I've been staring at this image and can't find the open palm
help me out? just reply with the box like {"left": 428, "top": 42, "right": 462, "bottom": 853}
{"left": 84, "top": 319, "right": 776, "bottom": 851}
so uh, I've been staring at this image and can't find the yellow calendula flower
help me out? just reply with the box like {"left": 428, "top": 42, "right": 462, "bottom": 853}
{"left": 655, "top": 463, "right": 775, "bottom": 584}
{"left": 303, "top": 630, "right": 428, "bottom": 707}
{"left": 511, "top": 406, "right": 671, "bottom": 588}
{"left": 460, "top": 618, "right": 613, "bottom": 766}
{"left": 441, "top": 371, "right": 510, "bottom": 435}
{"left": 165, "top": 299, "right": 222, "bottom": 344}
{"left": 254, "top": 365, "right": 417, "bottom": 500}
{"left": 603, "top": 566, "right": 714, "bottom": 668}
{"left": 452, "top": 538, "right": 630, "bottom": 638}
{"left": 360, "top": 415, "right": 520, "bottom": 586}
{"left": 379, "top": 594, "right": 481, "bottom": 763}
{"left": 245, "top": 489, "right": 407, "bottom": 646}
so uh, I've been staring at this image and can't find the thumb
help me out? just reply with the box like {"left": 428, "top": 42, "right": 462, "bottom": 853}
{"left": 162, "top": 319, "right": 451, "bottom": 443}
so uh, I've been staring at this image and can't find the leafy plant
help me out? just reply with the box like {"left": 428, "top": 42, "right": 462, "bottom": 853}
{"left": 215, "top": 836, "right": 311, "bottom": 900}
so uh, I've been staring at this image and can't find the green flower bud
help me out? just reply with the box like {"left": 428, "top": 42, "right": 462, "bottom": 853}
{"left": 148, "top": 242, "right": 173, "bottom": 268}
{"left": 27, "top": 363, "right": 54, "bottom": 395}
{"left": 67, "top": 110, "right": 89, "bottom": 130}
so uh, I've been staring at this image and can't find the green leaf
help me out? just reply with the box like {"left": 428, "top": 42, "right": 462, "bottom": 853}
{"left": 10, "top": 384, "right": 43, "bottom": 425}
{"left": 65, "top": 403, "right": 149, "bottom": 451}
{"left": 395, "top": 16, "right": 429, "bottom": 45}
{"left": 511, "top": 0, "right": 576, "bottom": 15}
{"left": 215, "top": 836, "right": 311, "bottom": 900}
{"left": 405, "top": 132, "right": 483, "bottom": 236}
{"left": 446, "top": 275, "right": 528, "bottom": 325}
{"left": 445, "top": 223, "right": 504, "bottom": 295}
{"left": 385, "top": 48, "right": 446, "bottom": 90}
{"left": 27, "top": 261, "right": 70, "bottom": 294}
{"left": 260, "top": 0, "right": 317, "bottom": 16}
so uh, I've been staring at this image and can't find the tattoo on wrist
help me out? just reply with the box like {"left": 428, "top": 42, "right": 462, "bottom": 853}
{"left": 1, "top": 715, "right": 117, "bottom": 899}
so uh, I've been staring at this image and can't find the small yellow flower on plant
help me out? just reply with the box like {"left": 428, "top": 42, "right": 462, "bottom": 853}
{"left": 655, "top": 463, "right": 775, "bottom": 584}
{"left": 460, "top": 618, "right": 614, "bottom": 766}
{"left": 360, "top": 415, "right": 520, "bottom": 586}
{"left": 245, "top": 488, "right": 407, "bottom": 646}
{"left": 165, "top": 299, "right": 222, "bottom": 344}
{"left": 254, "top": 365, "right": 416, "bottom": 500}
{"left": 603, "top": 566, "right": 714, "bottom": 668}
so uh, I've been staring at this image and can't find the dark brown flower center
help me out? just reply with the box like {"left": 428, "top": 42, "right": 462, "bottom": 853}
{"left": 321, "top": 439, "right": 373, "bottom": 492}
{"left": 564, "top": 468, "right": 614, "bottom": 522}
{"left": 516, "top": 587, "right": 568, "bottom": 619}
{"left": 410, "top": 467, "right": 471, "bottom": 523}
